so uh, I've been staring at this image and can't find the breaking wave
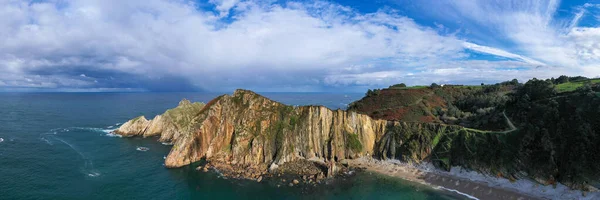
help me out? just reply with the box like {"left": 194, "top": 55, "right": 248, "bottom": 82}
{"left": 434, "top": 186, "right": 479, "bottom": 200}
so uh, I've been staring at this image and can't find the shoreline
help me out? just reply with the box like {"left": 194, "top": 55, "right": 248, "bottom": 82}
{"left": 347, "top": 157, "right": 598, "bottom": 200}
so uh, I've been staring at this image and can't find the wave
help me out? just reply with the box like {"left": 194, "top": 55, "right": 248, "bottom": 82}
{"left": 434, "top": 186, "right": 479, "bottom": 200}
{"left": 40, "top": 126, "right": 118, "bottom": 144}
{"left": 48, "top": 135, "right": 100, "bottom": 178}
{"left": 105, "top": 132, "right": 122, "bottom": 138}
{"left": 87, "top": 171, "right": 102, "bottom": 177}
{"left": 136, "top": 147, "right": 149, "bottom": 152}
{"left": 40, "top": 137, "right": 53, "bottom": 145}
{"left": 161, "top": 142, "right": 173, "bottom": 146}
{"left": 68, "top": 127, "right": 115, "bottom": 133}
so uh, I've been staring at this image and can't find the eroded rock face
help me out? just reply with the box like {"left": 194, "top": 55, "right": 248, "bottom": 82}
{"left": 114, "top": 116, "right": 150, "bottom": 137}
{"left": 114, "top": 89, "right": 600, "bottom": 191}
{"left": 114, "top": 89, "right": 502, "bottom": 181}
{"left": 163, "top": 90, "right": 388, "bottom": 171}
{"left": 114, "top": 89, "right": 500, "bottom": 181}
{"left": 116, "top": 89, "right": 390, "bottom": 177}
{"left": 114, "top": 99, "right": 205, "bottom": 143}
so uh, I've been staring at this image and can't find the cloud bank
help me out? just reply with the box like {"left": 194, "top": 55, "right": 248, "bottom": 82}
{"left": 0, "top": 0, "right": 598, "bottom": 92}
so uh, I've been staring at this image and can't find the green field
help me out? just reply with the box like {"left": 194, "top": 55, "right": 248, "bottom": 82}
{"left": 555, "top": 78, "right": 600, "bottom": 93}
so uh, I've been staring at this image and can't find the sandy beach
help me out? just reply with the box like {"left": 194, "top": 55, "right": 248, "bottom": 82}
{"left": 348, "top": 158, "right": 556, "bottom": 200}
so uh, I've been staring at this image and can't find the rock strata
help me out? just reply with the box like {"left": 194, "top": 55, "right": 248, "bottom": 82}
{"left": 115, "top": 99, "right": 205, "bottom": 143}
{"left": 116, "top": 89, "right": 388, "bottom": 179}
{"left": 114, "top": 89, "right": 597, "bottom": 192}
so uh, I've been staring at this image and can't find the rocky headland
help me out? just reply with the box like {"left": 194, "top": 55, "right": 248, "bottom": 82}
{"left": 116, "top": 89, "right": 386, "bottom": 183}
{"left": 114, "top": 88, "right": 599, "bottom": 199}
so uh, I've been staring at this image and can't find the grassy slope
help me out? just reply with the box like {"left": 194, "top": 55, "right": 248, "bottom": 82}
{"left": 555, "top": 78, "right": 600, "bottom": 93}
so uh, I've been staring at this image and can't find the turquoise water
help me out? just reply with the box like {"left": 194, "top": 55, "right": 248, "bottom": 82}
{"left": 0, "top": 92, "right": 464, "bottom": 199}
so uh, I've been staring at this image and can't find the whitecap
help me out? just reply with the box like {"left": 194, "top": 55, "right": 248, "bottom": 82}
{"left": 107, "top": 126, "right": 114, "bottom": 128}
{"left": 161, "top": 142, "right": 173, "bottom": 146}
{"left": 434, "top": 186, "right": 479, "bottom": 200}
{"left": 87, "top": 172, "right": 101, "bottom": 177}
{"left": 0, "top": 138, "right": 3, "bottom": 143}
{"left": 136, "top": 147, "right": 150, "bottom": 152}
{"left": 105, "top": 132, "right": 122, "bottom": 138}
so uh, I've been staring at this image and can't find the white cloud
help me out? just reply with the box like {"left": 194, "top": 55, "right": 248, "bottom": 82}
{"left": 0, "top": 0, "right": 477, "bottom": 91}
{"left": 0, "top": 0, "right": 597, "bottom": 92}
{"left": 462, "top": 42, "right": 545, "bottom": 65}
{"left": 428, "top": 0, "right": 600, "bottom": 76}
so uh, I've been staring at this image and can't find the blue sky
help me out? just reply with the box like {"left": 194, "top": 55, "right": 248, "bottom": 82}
{"left": 1, "top": 0, "right": 599, "bottom": 92}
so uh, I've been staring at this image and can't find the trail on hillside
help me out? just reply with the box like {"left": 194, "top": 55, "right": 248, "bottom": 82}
{"left": 500, "top": 111, "right": 517, "bottom": 134}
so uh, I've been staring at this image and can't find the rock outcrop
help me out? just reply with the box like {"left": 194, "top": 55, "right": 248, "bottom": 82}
{"left": 113, "top": 90, "right": 514, "bottom": 182}
{"left": 115, "top": 99, "right": 205, "bottom": 143}
{"left": 115, "top": 89, "right": 391, "bottom": 177}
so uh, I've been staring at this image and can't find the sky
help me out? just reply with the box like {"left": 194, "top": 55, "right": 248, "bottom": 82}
{"left": 1, "top": 0, "right": 599, "bottom": 92}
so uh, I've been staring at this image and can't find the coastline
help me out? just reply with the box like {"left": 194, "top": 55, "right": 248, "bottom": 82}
{"left": 348, "top": 157, "right": 599, "bottom": 200}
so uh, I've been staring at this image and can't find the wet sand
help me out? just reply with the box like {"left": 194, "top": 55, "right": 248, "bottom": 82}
{"left": 348, "top": 158, "right": 541, "bottom": 200}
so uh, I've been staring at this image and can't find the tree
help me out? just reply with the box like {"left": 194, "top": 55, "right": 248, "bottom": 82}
{"left": 430, "top": 83, "right": 441, "bottom": 89}
{"left": 516, "top": 78, "right": 556, "bottom": 101}
{"left": 389, "top": 83, "right": 407, "bottom": 89}
{"left": 555, "top": 75, "right": 569, "bottom": 84}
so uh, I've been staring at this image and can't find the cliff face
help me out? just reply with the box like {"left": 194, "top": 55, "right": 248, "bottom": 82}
{"left": 115, "top": 99, "right": 205, "bottom": 143}
{"left": 116, "top": 90, "right": 390, "bottom": 174}
{"left": 163, "top": 89, "right": 388, "bottom": 169}
{"left": 115, "top": 89, "right": 499, "bottom": 175}
{"left": 115, "top": 88, "right": 600, "bottom": 191}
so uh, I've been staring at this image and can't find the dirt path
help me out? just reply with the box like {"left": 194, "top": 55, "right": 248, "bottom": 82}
{"left": 499, "top": 111, "right": 517, "bottom": 134}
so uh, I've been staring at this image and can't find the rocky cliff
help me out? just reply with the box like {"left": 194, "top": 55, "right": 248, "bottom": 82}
{"left": 115, "top": 99, "right": 205, "bottom": 143}
{"left": 117, "top": 90, "right": 390, "bottom": 173}
{"left": 115, "top": 89, "right": 596, "bottom": 190}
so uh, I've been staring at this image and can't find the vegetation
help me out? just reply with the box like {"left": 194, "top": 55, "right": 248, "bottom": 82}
{"left": 555, "top": 78, "right": 600, "bottom": 93}
{"left": 388, "top": 83, "right": 407, "bottom": 89}
{"left": 365, "top": 89, "right": 381, "bottom": 97}
{"left": 355, "top": 75, "right": 600, "bottom": 189}
{"left": 346, "top": 132, "right": 363, "bottom": 152}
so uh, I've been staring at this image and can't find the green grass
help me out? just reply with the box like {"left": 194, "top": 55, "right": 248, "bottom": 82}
{"left": 346, "top": 133, "right": 363, "bottom": 152}
{"left": 555, "top": 79, "right": 600, "bottom": 93}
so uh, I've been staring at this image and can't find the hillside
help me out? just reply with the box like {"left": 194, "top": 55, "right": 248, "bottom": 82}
{"left": 113, "top": 76, "right": 600, "bottom": 192}
{"left": 349, "top": 82, "right": 516, "bottom": 131}
{"left": 349, "top": 77, "right": 600, "bottom": 190}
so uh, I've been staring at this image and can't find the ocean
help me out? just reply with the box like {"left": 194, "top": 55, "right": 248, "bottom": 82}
{"left": 0, "top": 92, "right": 464, "bottom": 199}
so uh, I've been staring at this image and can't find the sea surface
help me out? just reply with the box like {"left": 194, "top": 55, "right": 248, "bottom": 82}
{"left": 0, "top": 92, "right": 465, "bottom": 200}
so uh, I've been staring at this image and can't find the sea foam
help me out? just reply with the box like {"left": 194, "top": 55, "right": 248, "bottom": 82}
{"left": 434, "top": 186, "right": 479, "bottom": 200}
{"left": 105, "top": 132, "right": 122, "bottom": 138}
{"left": 136, "top": 147, "right": 149, "bottom": 152}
